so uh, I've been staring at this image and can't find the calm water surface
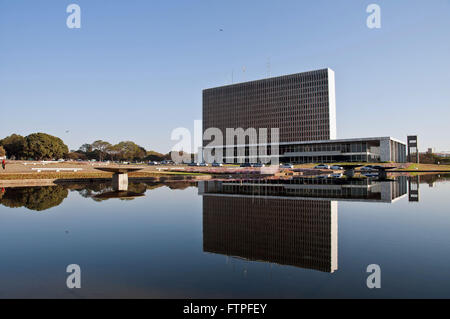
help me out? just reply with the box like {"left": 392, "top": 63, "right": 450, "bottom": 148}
{"left": 0, "top": 175, "right": 449, "bottom": 298}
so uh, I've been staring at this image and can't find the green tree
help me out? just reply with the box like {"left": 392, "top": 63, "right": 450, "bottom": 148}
{"left": 145, "top": 150, "right": 166, "bottom": 161}
{"left": 23, "top": 133, "right": 69, "bottom": 160}
{"left": 136, "top": 146, "right": 147, "bottom": 160}
{"left": 106, "top": 144, "right": 122, "bottom": 161}
{"left": 79, "top": 143, "right": 93, "bottom": 153}
{"left": 114, "top": 141, "right": 147, "bottom": 161}
{"left": 0, "top": 134, "right": 26, "bottom": 159}
{"left": 66, "top": 151, "right": 87, "bottom": 161}
{"left": 91, "top": 140, "right": 112, "bottom": 161}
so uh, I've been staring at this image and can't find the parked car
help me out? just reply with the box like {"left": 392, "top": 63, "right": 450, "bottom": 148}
{"left": 360, "top": 165, "right": 376, "bottom": 172}
{"left": 212, "top": 162, "right": 223, "bottom": 167}
{"left": 280, "top": 163, "right": 294, "bottom": 169}
{"left": 199, "top": 162, "right": 209, "bottom": 167}
{"left": 330, "top": 165, "right": 343, "bottom": 170}
{"left": 252, "top": 163, "right": 265, "bottom": 168}
{"left": 331, "top": 173, "right": 343, "bottom": 178}
{"left": 188, "top": 162, "right": 200, "bottom": 166}
{"left": 314, "top": 164, "right": 330, "bottom": 169}
{"left": 148, "top": 161, "right": 159, "bottom": 165}
{"left": 362, "top": 172, "right": 379, "bottom": 178}
{"left": 240, "top": 163, "right": 253, "bottom": 168}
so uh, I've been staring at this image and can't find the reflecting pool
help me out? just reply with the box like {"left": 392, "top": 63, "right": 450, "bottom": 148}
{"left": 0, "top": 175, "right": 449, "bottom": 298}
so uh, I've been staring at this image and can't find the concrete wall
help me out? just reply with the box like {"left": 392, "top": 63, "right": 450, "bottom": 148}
{"left": 379, "top": 138, "right": 391, "bottom": 162}
{"left": 380, "top": 138, "right": 407, "bottom": 162}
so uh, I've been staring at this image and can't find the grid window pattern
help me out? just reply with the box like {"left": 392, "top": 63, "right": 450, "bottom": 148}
{"left": 203, "top": 196, "right": 334, "bottom": 272}
{"left": 203, "top": 69, "right": 334, "bottom": 146}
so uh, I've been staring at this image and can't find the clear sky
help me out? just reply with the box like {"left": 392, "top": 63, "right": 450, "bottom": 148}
{"left": 1, "top": 0, "right": 449, "bottom": 153}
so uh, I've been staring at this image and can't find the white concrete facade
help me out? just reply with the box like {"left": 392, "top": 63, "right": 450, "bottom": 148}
{"left": 327, "top": 68, "right": 337, "bottom": 140}
{"left": 112, "top": 173, "right": 128, "bottom": 191}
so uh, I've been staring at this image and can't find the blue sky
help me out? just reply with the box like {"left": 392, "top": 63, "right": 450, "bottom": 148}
{"left": 0, "top": 0, "right": 449, "bottom": 153}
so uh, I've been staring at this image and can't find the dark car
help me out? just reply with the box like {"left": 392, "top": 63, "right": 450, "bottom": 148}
{"left": 188, "top": 162, "right": 200, "bottom": 166}
{"left": 252, "top": 163, "right": 265, "bottom": 168}
{"left": 212, "top": 162, "right": 223, "bottom": 167}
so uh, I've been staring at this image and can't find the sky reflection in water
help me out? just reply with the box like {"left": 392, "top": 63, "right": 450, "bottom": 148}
{"left": 0, "top": 175, "right": 449, "bottom": 298}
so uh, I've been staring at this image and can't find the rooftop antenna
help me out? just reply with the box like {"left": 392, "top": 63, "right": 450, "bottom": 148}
{"left": 266, "top": 57, "right": 271, "bottom": 77}
{"left": 242, "top": 66, "right": 246, "bottom": 81}
{"left": 231, "top": 69, "right": 234, "bottom": 84}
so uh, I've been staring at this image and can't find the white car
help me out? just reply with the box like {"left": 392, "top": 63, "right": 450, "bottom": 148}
{"left": 199, "top": 163, "right": 209, "bottom": 167}
{"left": 330, "top": 165, "right": 343, "bottom": 170}
{"left": 314, "top": 164, "right": 330, "bottom": 169}
{"left": 280, "top": 163, "right": 294, "bottom": 169}
{"left": 212, "top": 162, "right": 223, "bottom": 167}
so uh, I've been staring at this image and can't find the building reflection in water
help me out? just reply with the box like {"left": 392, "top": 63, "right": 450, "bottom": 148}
{"left": 408, "top": 175, "right": 420, "bottom": 202}
{"left": 199, "top": 177, "right": 408, "bottom": 273}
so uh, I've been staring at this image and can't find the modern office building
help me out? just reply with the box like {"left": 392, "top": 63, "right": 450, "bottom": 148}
{"left": 202, "top": 68, "right": 407, "bottom": 163}
{"left": 276, "top": 136, "right": 406, "bottom": 163}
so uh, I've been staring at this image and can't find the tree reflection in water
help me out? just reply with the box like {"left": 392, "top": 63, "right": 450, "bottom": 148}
{"left": 0, "top": 186, "right": 68, "bottom": 211}
{"left": 0, "top": 181, "right": 197, "bottom": 211}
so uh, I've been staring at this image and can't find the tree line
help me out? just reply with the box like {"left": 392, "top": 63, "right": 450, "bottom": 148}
{"left": 71, "top": 140, "right": 170, "bottom": 162}
{"left": 0, "top": 133, "right": 169, "bottom": 162}
{"left": 0, "top": 133, "right": 68, "bottom": 160}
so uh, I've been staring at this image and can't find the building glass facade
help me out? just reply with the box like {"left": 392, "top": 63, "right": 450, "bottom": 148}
{"left": 203, "top": 68, "right": 336, "bottom": 145}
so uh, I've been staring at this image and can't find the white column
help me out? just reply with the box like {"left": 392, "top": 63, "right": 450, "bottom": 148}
{"left": 327, "top": 68, "right": 337, "bottom": 140}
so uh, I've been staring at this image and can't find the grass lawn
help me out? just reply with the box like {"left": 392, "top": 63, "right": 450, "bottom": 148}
{"left": 403, "top": 163, "right": 450, "bottom": 171}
